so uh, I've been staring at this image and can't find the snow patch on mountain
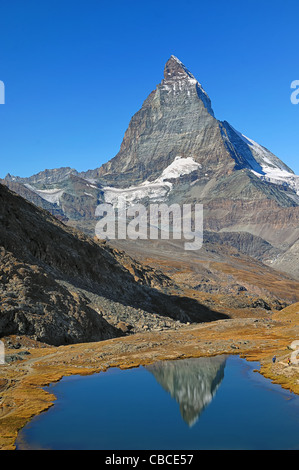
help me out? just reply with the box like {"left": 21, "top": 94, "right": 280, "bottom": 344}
{"left": 103, "top": 157, "right": 201, "bottom": 206}
{"left": 225, "top": 122, "right": 299, "bottom": 197}
{"left": 251, "top": 165, "right": 299, "bottom": 198}
{"left": 241, "top": 134, "right": 293, "bottom": 173}
{"left": 25, "top": 184, "right": 64, "bottom": 205}
{"left": 239, "top": 135, "right": 299, "bottom": 197}
{"left": 155, "top": 156, "right": 201, "bottom": 182}
{"left": 103, "top": 181, "right": 172, "bottom": 206}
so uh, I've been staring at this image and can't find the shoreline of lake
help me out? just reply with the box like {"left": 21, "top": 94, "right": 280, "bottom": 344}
{"left": 0, "top": 312, "right": 299, "bottom": 450}
{"left": 15, "top": 355, "right": 299, "bottom": 450}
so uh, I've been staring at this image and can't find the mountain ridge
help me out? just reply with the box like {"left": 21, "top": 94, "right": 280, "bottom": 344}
{"left": 1, "top": 55, "right": 299, "bottom": 281}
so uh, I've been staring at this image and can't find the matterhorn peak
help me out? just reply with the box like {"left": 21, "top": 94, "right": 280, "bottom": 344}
{"left": 162, "top": 55, "right": 214, "bottom": 117}
{"left": 164, "top": 55, "right": 196, "bottom": 81}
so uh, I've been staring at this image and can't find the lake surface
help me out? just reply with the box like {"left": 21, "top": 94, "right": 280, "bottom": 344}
{"left": 16, "top": 355, "right": 299, "bottom": 450}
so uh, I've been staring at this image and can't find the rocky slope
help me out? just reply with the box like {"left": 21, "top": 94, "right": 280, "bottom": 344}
{"left": 0, "top": 248, "right": 119, "bottom": 345}
{"left": 110, "top": 237, "right": 299, "bottom": 308}
{"left": 0, "top": 183, "right": 230, "bottom": 345}
{"left": 270, "top": 239, "right": 299, "bottom": 279}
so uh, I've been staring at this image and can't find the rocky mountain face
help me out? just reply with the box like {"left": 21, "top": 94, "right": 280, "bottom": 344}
{"left": 93, "top": 55, "right": 226, "bottom": 185}
{"left": 0, "top": 183, "right": 230, "bottom": 345}
{"left": 1, "top": 55, "right": 299, "bottom": 284}
{"left": 5, "top": 167, "right": 78, "bottom": 186}
{"left": 271, "top": 238, "right": 299, "bottom": 279}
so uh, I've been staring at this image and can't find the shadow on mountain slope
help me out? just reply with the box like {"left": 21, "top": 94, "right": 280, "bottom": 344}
{"left": 0, "top": 184, "right": 228, "bottom": 344}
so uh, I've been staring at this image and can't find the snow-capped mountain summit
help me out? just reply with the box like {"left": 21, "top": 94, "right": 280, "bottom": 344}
{"left": 5, "top": 55, "right": 298, "bottom": 200}
{"left": 87, "top": 56, "right": 298, "bottom": 196}
{"left": 162, "top": 55, "right": 215, "bottom": 117}
{"left": 2, "top": 55, "right": 299, "bottom": 276}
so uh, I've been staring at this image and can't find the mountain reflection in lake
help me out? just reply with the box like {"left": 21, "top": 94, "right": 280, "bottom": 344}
{"left": 15, "top": 355, "right": 299, "bottom": 450}
{"left": 145, "top": 356, "right": 227, "bottom": 426}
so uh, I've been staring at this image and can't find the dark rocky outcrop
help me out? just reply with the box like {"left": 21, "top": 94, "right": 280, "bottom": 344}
{"left": 0, "top": 184, "right": 227, "bottom": 345}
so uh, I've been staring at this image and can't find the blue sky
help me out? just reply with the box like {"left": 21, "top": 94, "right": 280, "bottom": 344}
{"left": 0, "top": 0, "right": 298, "bottom": 178}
